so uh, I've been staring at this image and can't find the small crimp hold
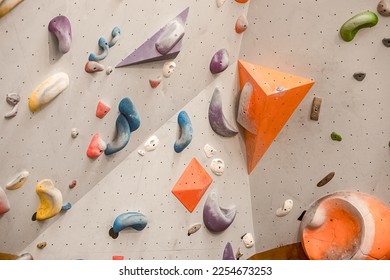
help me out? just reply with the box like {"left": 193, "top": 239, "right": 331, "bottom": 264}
{"left": 353, "top": 72, "right": 366, "bottom": 81}
{"left": 331, "top": 132, "right": 342, "bottom": 141}
{"left": 310, "top": 97, "right": 322, "bottom": 121}
{"left": 317, "top": 172, "right": 335, "bottom": 187}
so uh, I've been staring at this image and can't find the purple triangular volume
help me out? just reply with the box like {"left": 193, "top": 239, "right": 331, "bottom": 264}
{"left": 116, "top": 7, "right": 189, "bottom": 68}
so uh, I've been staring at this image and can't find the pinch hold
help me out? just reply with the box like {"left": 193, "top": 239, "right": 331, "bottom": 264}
{"left": 210, "top": 49, "right": 229, "bottom": 74}
{"left": 85, "top": 61, "right": 105, "bottom": 73}
{"left": 5, "top": 170, "right": 29, "bottom": 190}
{"left": 86, "top": 133, "right": 107, "bottom": 159}
{"left": 174, "top": 111, "right": 193, "bottom": 153}
{"left": 48, "top": 15, "right": 72, "bottom": 54}
{"left": 109, "top": 26, "right": 121, "bottom": 48}
{"left": 34, "top": 179, "right": 63, "bottom": 221}
{"left": 109, "top": 212, "right": 148, "bottom": 239}
{"left": 28, "top": 72, "right": 69, "bottom": 112}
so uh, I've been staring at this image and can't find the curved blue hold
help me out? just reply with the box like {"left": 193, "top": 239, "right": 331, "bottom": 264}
{"left": 105, "top": 114, "right": 131, "bottom": 155}
{"left": 113, "top": 212, "right": 148, "bottom": 233}
{"left": 88, "top": 37, "right": 109, "bottom": 61}
{"left": 109, "top": 26, "right": 121, "bottom": 48}
{"left": 174, "top": 111, "right": 193, "bottom": 153}
{"left": 61, "top": 202, "right": 72, "bottom": 212}
{"left": 119, "top": 97, "right": 140, "bottom": 132}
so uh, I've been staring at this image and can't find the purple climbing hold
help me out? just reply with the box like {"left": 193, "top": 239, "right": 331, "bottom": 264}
{"left": 210, "top": 49, "right": 229, "bottom": 74}
{"left": 223, "top": 242, "right": 235, "bottom": 260}
{"left": 48, "top": 15, "right": 72, "bottom": 54}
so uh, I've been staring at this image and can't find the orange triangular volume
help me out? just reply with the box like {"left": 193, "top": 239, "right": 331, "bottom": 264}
{"left": 171, "top": 158, "right": 213, "bottom": 212}
{"left": 238, "top": 60, "right": 315, "bottom": 174}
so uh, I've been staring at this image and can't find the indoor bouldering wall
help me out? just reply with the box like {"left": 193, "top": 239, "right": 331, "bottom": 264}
{"left": 1, "top": 0, "right": 390, "bottom": 260}
{"left": 240, "top": 0, "right": 390, "bottom": 253}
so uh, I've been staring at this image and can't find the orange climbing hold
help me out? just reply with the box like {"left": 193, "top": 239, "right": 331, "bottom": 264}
{"left": 96, "top": 101, "right": 110, "bottom": 119}
{"left": 171, "top": 158, "right": 213, "bottom": 213}
{"left": 235, "top": 0, "right": 249, "bottom": 3}
{"left": 237, "top": 60, "right": 314, "bottom": 174}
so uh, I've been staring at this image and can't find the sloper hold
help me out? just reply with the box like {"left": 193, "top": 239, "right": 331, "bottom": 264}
{"left": 109, "top": 212, "right": 147, "bottom": 239}
{"left": 203, "top": 192, "right": 236, "bottom": 232}
{"left": 0, "top": 0, "right": 24, "bottom": 18}
{"left": 28, "top": 72, "right": 69, "bottom": 112}
{"left": 119, "top": 97, "right": 140, "bottom": 132}
{"left": 116, "top": 7, "right": 189, "bottom": 67}
{"left": 48, "top": 15, "right": 72, "bottom": 54}
{"left": 238, "top": 60, "right": 314, "bottom": 174}
{"left": 35, "top": 179, "right": 63, "bottom": 221}
{"left": 171, "top": 158, "right": 213, "bottom": 212}
{"left": 5, "top": 170, "right": 29, "bottom": 190}
{"left": 174, "top": 111, "right": 193, "bottom": 153}
{"left": 104, "top": 114, "right": 131, "bottom": 155}
{"left": 237, "top": 82, "right": 257, "bottom": 134}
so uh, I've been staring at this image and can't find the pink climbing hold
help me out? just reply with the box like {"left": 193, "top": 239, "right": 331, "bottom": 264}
{"left": 96, "top": 101, "right": 110, "bottom": 119}
{"left": 86, "top": 133, "right": 107, "bottom": 159}
{"left": 0, "top": 187, "right": 10, "bottom": 214}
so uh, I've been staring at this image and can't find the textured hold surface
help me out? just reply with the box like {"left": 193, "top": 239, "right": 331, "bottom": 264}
{"left": 339, "top": 11, "right": 378, "bottom": 42}
{"left": 242, "top": 232, "right": 255, "bottom": 248}
{"left": 86, "top": 133, "right": 107, "bottom": 159}
{"left": 162, "top": 61, "right": 176, "bottom": 78}
{"left": 300, "top": 192, "right": 390, "bottom": 260}
{"left": 235, "top": 14, "right": 248, "bottom": 34}
{"left": 89, "top": 37, "right": 109, "bottom": 61}
{"left": 5, "top": 170, "right": 29, "bottom": 190}
{"left": 330, "top": 132, "right": 342, "bottom": 141}
{"left": 208, "top": 87, "right": 238, "bottom": 137}
{"left": 187, "top": 223, "right": 202, "bottom": 236}
{"left": 171, "top": 158, "right": 212, "bottom": 212}
{"left": 104, "top": 114, "right": 131, "bottom": 155}
{"left": 4, "top": 93, "right": 20, "bottom": 118}
{"left": 203, "top": 192, "right": 236, "bottom": 232}
{"left": 109, "top": 212, "right": 147, "bottom": 239}
{"left": 353, "top": 72, "right": 366, "bottom": 81}
{"left": 276, "top": 199, "right": 294, "bottom": 217}
{"left": 210, "top": 158, "right": 225, "bottom": 176}
{"left": 0, "top": 0, "right": 24, "bottom": 18}
{"left": 116, "top": 7, "right": 189, "bottom": 67}
{"left": 237, "top": 82, "right": 257, "bottom": 134}
{"left": 95, "top": 101, "right": 110, "bottom": 119}
{"left": 85, "top": 61, "right": 104, "bottom": 73}
{"left": 204, "top": 144, "right": 216, "bottom": 158}
{"left": 0, "top": 187, "right": 10, "bottom": 214}
{"left": 378, "top": 0, "right": 390, "bottom": 16}
{"left": 119, "top": 97, "right": 140, "bottom": 132}
{"left": 317, "top": 172, "right": 335, "bottom": 187}
{"left": 210, "top": 49, "right": 229, "bottom": 74}
{"left": 28, "top": 72, "right": 69, "bottom": 112}
{"left": 35, "top": 179, "right": 63, "bottom": 221}
{"left": 174, "top": 111, "right": 193, "bottom": 153}
{"left": 238, "top": 60, "right": 314, "bottom": 174}
{"left": 144, "top": 135, "right": 159, "bottom": 152}
{"left": 155, "top": 18, "right": 185, "bottom": 55}
{"left": 149, "top": 76, "right": 162, "bottom": 88}
{"left": 48, "top": 15, "right": 72, "bottom": 54}
{"left": 223, "top": 242, "right": 235, "bottom": 260}
{"left": 310, "top": 97, "right": 322, "bottom": 121}
{"left": 108, "top": 26, "right": 121, "bottom": 48}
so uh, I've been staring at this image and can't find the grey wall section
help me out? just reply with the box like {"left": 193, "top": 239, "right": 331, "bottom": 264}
{"left": 240, "top": 0, "right": 390, "bottom": 253}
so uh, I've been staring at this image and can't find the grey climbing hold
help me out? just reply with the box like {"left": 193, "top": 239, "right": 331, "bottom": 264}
{"left": 187, "top": 223, "right": 201, "bottom": 236}
{"left": 235, "top": 248, "right": 243, "bottom": 260}
{"left": 71, "top": 128, "right": 79, "bottom": 138}
{"left": 317, "top": 172, "right": 335, "bottom": 187}
{"left": 353, "top": 72, "right": 366, "bottom": 81}
{"left": 106, "top": 66, "right": 113, "bottom": 75}
{"left": 5, "top": 93, "right": 20, "bottom": 119}
{"left": 382, "top": 38, "right": 390, "bottom": 47}
{"left": 310, "top": 97, "right": 322, "bottom": 121}
{"left": 378, "top": 0, "right": 390, "bottom": 16}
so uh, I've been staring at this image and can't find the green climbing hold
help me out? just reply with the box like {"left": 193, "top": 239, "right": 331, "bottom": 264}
{"left": 331, "top": 132, "right": 342, "bottom": 142}
{"left": 340, "top": 11, "right": 378, "bottom": 42}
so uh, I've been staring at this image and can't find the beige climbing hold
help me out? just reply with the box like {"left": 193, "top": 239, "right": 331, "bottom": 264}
{"left": 187, "top": 223, "right": 202, "bottom": 236}
{"left": 35, "top": 179, "right": 63, "bottom": 221}
{"left": 28, "top": 72, "right": 69, "bottom": 112}
{"left": 216, "top": 0, "right": 226, "bottom": 8}
{"left": 276, "top": 199, "right": 294, "bottom": 217}
{"left": 5, "top": 170, "right": 29, "bottom": 190}
{"left": 235, "top": 14, "right": 248, "bottom": 33}
{"left": 310, "top": 97, "right": 322, "bottom": 121}
{"left": 37, "top": 242, "right": 47, "bottom": 249}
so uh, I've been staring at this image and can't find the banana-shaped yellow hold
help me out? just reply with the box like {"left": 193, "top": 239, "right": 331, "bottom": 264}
{"left": 0, "top": 0, "right": 24, "bottom": 18}
{"left": 35, "top": 179, "right": 63, "bottom": 221}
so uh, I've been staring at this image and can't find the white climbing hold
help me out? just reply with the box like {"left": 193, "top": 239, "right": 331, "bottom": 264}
{"left": 4, "top": 93, "right": 20, "bottom": 119}
{"left": 144, "top": 135, "right": 159, "bottom": 152}
{"left": 106, "top": 66, "right": 113, "bottom": 75}
{"left": 204, "top": 144, "right": 216, "bottom": 158}
{"left": 5, "top": 170, "right": 29, "bottom": 190}
{"left": 276, "top": 199, "right": 294, "bottom": 217}
{"left": 28, "top": 72, "right": 69, "bottom": 112}
{"left": 138, "top": 149, "right": 145, "bottom": 156}
{"left": 216, "top": 0, "right": 226, "bottom": 8}
{"left": 210, "top": 158, "right": 225, "bottom": 176}
{"left": 4, "top": 103, "right": 19, "bottom": 119}
{"left": 163, "top": 61, "right": 176, "bottom": 78}
{"left": 71, "top": 128, "right": 79, "bottom": 138}
{"left": 241, "top": 232, "right": 255, "bottom": 248}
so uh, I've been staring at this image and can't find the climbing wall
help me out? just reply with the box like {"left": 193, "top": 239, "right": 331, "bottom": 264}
{"left": 1, "top": 0, "right": 390, "bottom": 260}
{"left": 240, "top": 0, "right": 390, "bottom": 253}
{"left": 0, "top": 0, "right": 252, "bottom": 259}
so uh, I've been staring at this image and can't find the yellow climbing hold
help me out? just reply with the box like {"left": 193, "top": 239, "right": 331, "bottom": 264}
{"left": 35, "top": 179, "right": 63, "bottom": 221}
